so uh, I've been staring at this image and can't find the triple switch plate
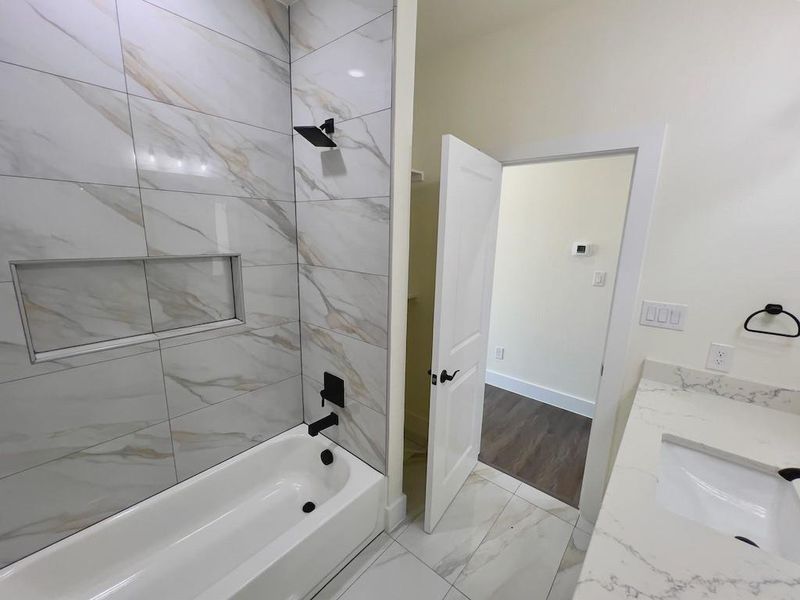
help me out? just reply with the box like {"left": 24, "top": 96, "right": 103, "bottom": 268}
{"left": 640, "top": 301, "right": 687, "bottom": 331}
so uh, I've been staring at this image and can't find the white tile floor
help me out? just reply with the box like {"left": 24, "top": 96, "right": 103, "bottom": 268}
{"left": 313, "top": 462, "right": 591, "bottom": 600}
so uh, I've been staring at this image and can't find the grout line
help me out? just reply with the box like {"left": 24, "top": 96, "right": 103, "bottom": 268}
{"left": 543, "top": 524, "right": 577, "bottom": 600}
{"left": 291, "top": 9, "right": 393, "bottom": 64}
{"left": 300, "top": 318, "right": 387, "bottom": 351}
{"left": 299, "top": 261, "right": 389, "bottom": 279}
{"left": 291, "top": 106, "right": 392, "bottom": 131}
{"left": 0, "top": 58, "right": 127, "bottom": 94}
{"left": 313, "top": 534, "right": 395, "bottom": 600}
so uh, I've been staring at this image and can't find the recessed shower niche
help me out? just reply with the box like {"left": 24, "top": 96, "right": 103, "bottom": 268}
{"left": 10, "top": 254, "right": 244, "bottom": 363}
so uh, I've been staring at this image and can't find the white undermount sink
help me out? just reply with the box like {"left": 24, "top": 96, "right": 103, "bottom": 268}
{"left": 657, "top": 439, "right": 800, "bottom": 564}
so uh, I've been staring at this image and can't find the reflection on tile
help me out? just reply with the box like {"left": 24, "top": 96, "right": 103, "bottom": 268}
{"left": 299, "top": 265, "right": 388, "bottom": 347}
{"left": 145, "top": 0, "right": 289, "bottom": 61}
{"left": 454, "top": 496, "right": 574, "bottom": 600}
{"left": 0, "top": 177, "right": 146, "bottom": 282}
{"left": 303, "top": 376, "right": 385, "bottom": 472}
{"left": 338, "top": 542, "right": 451, "bottom": 600}
{"left": 297, "top": 198, "right": 390, "bottom": 275}
{"left": 301, "top": 322, "right": 386, "bottom": 415}
{"left": 314, "top": 533, "right": 394, "bottom": 600}
{"left": 403, "top": 441, "right": 427, "bottom": 522}
{"left": 473, "top": 462, "right": 521, "bottom": 494}
{"left": 119, "top": 0, "right": 290, "bottom": 132}
{"left": 516, "top": 482, "right": 580, "bottom": 526}
{"left": 294, "top": 109, "right": 390, "bottom": 201}
{"left": 141, "top": 189, "right": 296, "bottom": 266}
{"left": 17, "top": 261, "right": 152, "bottom": 353}
{"left": 292, "top": 12, "right": 392, "bottom": 125}
{"left": 396, "top": 474, "right": 512, "bottom": 583}
{"left": 171, "top": 376, "right": 301, "bottom": 480}
{"left": 129, "top": 97, "right": 293, "bottom": 200}
{"left": 242, "top": 265, "right": 299, "bottom": 329}
{"left": 0, "top": 351, "right": 168, "bottom": 479}
{"left": 0, "top": 422, "right": 175, "bottom": 569}
{"left": 290, "top": 0, "right": 392, "bottom": 61}
{"left": 0, "top": 62, "right": 137, "bottom": 185}
{"left": 146, "top": 257, "right": 235, "bottom": 332}
{"left": 0, "top": 0, "right": 125, "bottom": 90}
{"left": 162, "top": 323, "right": 301, "bottom": 417}
{"left": 547, "top": 527, "right": 591, "bottom": 600}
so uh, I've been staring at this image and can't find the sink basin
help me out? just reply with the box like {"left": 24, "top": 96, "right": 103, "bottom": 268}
{"left": 657, "top": 440, "right": 800, "bottom": 563}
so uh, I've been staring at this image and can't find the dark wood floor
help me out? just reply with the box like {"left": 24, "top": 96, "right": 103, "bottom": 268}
{"left": 479, "top": 384, "right": 591, "bottom": 508}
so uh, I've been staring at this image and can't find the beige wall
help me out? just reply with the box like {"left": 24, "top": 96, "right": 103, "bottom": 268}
{"left": 408, "top": 0, "right": 800, "bottom": 456}
{"left": 487, "top": 155, "right": 634, "bottom": 405}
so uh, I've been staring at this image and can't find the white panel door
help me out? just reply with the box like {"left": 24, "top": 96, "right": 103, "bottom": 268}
{"left": 424, "top": 135, "right": 503, "bottom": 532}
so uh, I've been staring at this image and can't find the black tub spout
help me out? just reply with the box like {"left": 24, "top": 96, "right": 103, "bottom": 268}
{"left": 308, "top": 412, "right": 339, "bottom": 437}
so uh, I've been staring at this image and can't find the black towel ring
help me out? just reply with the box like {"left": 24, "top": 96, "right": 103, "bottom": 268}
{"left": 743, "top": 304, "right": 800, "bottom": 338}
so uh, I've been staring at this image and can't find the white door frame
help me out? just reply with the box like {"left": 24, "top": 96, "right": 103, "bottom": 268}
{"left": 494, "top": 125, "right": 666, "bottom": 523}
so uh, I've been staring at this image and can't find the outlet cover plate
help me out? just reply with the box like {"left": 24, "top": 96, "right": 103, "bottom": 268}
{"left": 707, "top": 343, "right": 734, "bottom": 373}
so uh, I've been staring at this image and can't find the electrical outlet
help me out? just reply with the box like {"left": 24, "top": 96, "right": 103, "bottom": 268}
{"left": 495, "top": 346, "right": 505, "bottom": 360}
{"left": 706, "top": 343, "right": 734, "bottom": 373}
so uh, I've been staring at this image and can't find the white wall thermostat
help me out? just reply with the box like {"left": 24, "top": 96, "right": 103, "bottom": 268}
{"left": 572, "top": 242, "right": 592, "bottom": 256}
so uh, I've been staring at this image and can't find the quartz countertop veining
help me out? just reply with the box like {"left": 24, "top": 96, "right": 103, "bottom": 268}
{"left": 574, "top": 361, "right": 800, "bottom": 599}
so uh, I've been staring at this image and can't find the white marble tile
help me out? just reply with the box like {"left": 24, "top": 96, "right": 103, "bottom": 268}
{"left": 171, "top": 376, "right": 302, "bottom": 480}
{"left": 338, "top": 542, "right": 451, "bottom": 600}
{"left": 297, "top": 198, "right": 390, "bottom": 276}
{"left": 303, "top": 376, "right": 386, "bottom": 472}
{"left": 141, "top": 189, "right": 296, "bottom": 266}
{"left": 299, "top": 265, "right": 388, "bottom": 347}
{"left": 144, "top": 0, "right": 289, "bottom": 61}
{"left": 157, "top": 322, "right": 250, "bottom": 349}
{"left": 0, "top": 0, "right": 126, "bottom": 90}
{"left": 294, "top": 109, "right": 391, "bottom": 201}
{"left": 397, "top": 474, "right": 513, "bottom": 583}
{"left": 0, "top": 177, "right": 146, "bottom": 283}
{"left": 547, "top": 527, "right": 591, "bottom": 600}
{"left": 292, "top": 12, "right": 392, "bottom": 125}
{"left": 16, "top": 260, "right": 152, "bottom": 353}
{"left": 118, "top": 0, "right": 290, "bottom": 132}
{"left": 515, "top": 482, "right": 580, "bottom": 526}
{"left": 443, "top": 588, "right": 469, "bottom": 600}
{"left": 0, "top": 62, "right": 137, "bottom": 186}
{"left": 301, "top": 322, "right": 387, "bottom": 415}
{"left": 0, "top": 350, "right": 168, "bottom": 479}
{"left": 575, "top": 514, "right": 594, "bottom": 535}
{"left": 289, "top": 0, "right": 392, "bottom": 61}
{"left": 129, "top": 96, "right": 293, "bottom": 200}
{"left": 472, "top": 462, "right": 521, "bottom": 494}
{"left": 314, "top": 532, "right": 394, "bottom": 600}
{"left": 454, "top": 495, "right": 574, "bottom": 600}
{"left": 242, "top": 264, "right": 299, "bottom": 329}
{"left": 146, "top": 256, "right": 235, "bottom": 332}
{"left": 0, "top": 422, "right": 175, "bottom": 569}
{"left": 162, "top": 323, "right": 301, "bottom": 417}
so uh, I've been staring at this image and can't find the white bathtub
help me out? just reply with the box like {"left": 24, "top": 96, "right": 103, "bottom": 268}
{"left": 0, "top": 425, "right": 385, "bottom": 600}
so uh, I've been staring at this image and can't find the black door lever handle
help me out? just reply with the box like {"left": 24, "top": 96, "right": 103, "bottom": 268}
{"left": 440, "top": 369, "right": 459, "bottom": 383}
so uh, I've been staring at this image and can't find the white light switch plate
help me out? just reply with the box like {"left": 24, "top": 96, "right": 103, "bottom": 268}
{"left": 592, "top": 271, "right": 606, "bottom": 287}
{"left": 640, "top": 301, "right": 687, "bottom": 331}
{"left": 495, "top": 346, "right": 504, "bottom": 360}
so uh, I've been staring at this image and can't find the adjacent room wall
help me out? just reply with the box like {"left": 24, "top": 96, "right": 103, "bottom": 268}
{"left": 0, "top": 0, "right": 301, "bottom": 568}
{"left": 486, "top": 155, "right": 634, "bottom": 416}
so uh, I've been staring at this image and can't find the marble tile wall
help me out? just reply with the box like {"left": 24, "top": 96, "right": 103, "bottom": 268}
{"left": 290, "top": 1, "right": 394, "bottom": 473}
{"left": 0, "top": 0, "right": 300, "bottom": 569}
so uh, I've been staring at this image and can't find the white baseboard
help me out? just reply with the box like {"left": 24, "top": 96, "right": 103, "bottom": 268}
{"left": 485, "top": 370, "right": 595, "bottom": 418}
{"left": 385, "top": 493, "right": 407, "bottom": 531}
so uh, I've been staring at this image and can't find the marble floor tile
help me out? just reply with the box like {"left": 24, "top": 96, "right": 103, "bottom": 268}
{"left": 297, "top": 198, "right": 390, "bottom": 276}
{"left": 472, "top": 462, "right": 521, "bottom": 494}
{"left": 118, "top": 0, "right": 290, "bottom": 132}
{"left": 141, "top": 189, "right": 296, "bottom": 266}
{"left": 0, "top": 177, "right": 147, "bottom": 283}
{"left": 396, "top": 474, "right": 512, "bottom": 583}
{"left": 130, "top": 97, "right": 293, "bottom": 200}
{"left": 454, "top": 496, "right": 574, "bottom": 600}
{"left": 145, "top": 0, "right": 289, "bottom": 61}
{"left": 546, "top": 527, "right": 591, "bottom": 600}
{"left": 0, "top": 0, "right": 126, "bottom": 90}
{"left": 516, "top": 481, "right": 580, "bottom": 526}
{"left": 0, "top": 421, "right": 176, "bottom": 569}
{"left": 242, "top": 264, "right": 299, "bottom": 329}
{"left": 313, "top": 532, "right": 394, "bottom": 600}
{"left": 0, "top": 351, "right": 168, "bottom": 479}
{"left": 575, "top": 514, "right": 595, "bottom": 535}
{"left": 337, "top": 542, "right": 451, "bottom": 600}
{"left": 299, "top": 265, "right": 388, "bottom": 348}
{"left": 171, "top": 376, "right": 302, "bottom": 480}
{"left": 443, "top": 587, "right": 469, "bottom": 600}
{"left": 290, "top": 0, "right": 392, "bottom": 61}
{"left": 294, "top": 109, "right": 391, "bottom": 201}
{"left": 292, "top": 12, "right": 392, "bottom": 125}
{"left": 162, "top": 323, "right": 301, "bottom": 417}
{"left": 0, "top": 62, "right": 137, "bottom": 186}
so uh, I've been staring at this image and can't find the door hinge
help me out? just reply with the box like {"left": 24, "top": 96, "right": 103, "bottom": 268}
{"left": 427, "top": 369, "right": 437, "bottom": 385}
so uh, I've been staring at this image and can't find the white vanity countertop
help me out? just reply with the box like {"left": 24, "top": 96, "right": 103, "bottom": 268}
{"left": 574, "top": 375, "right": 800, "bottom": 599}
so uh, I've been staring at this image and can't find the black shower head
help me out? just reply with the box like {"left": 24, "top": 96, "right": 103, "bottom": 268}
{"left": 294, "top": 118, "right": 337, "bottom": 148}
